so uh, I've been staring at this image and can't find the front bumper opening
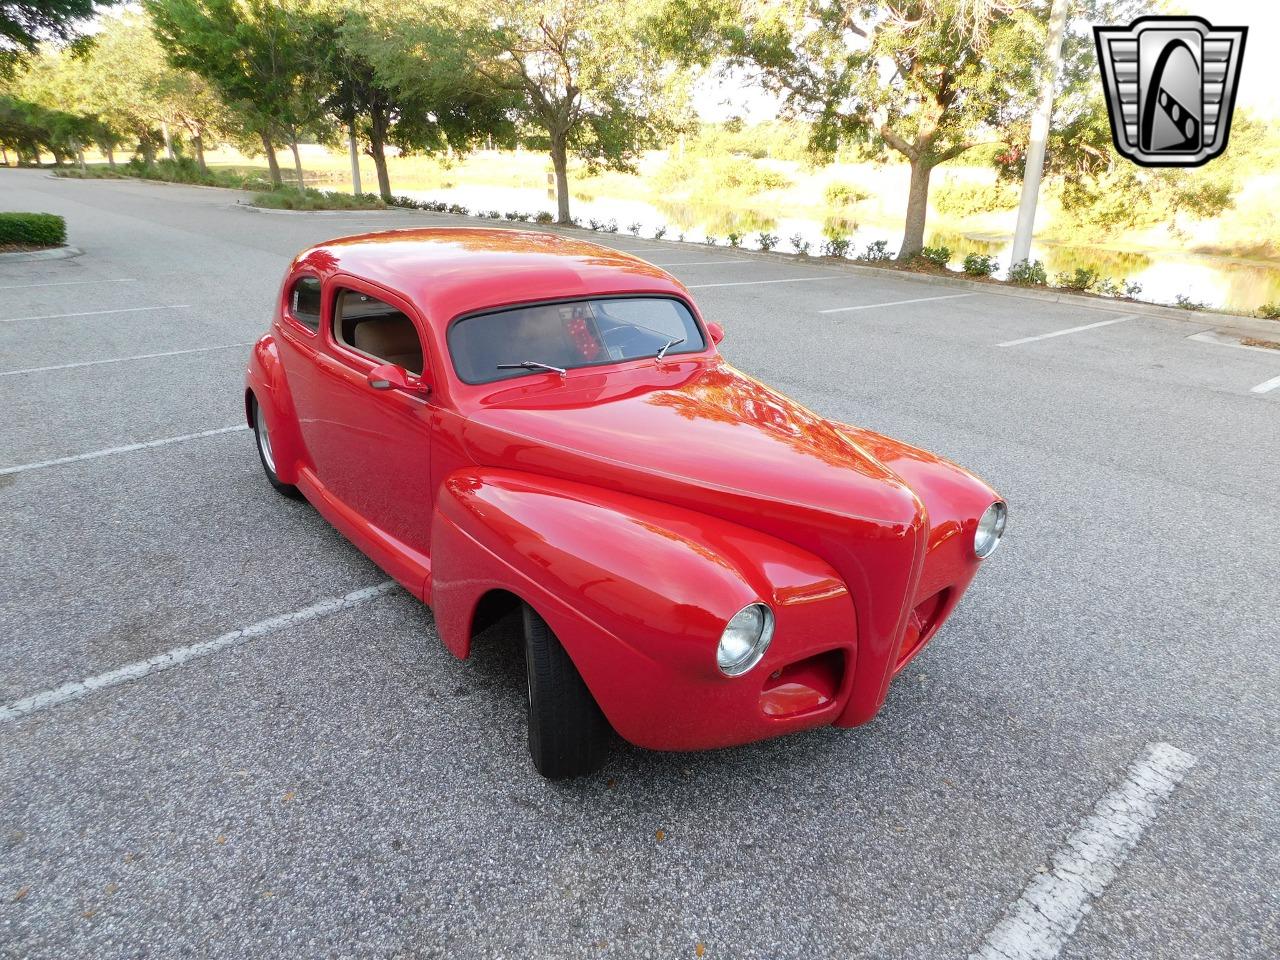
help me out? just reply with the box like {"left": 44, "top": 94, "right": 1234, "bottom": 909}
{"left": 895, "top": 588, "right": 950, "bottom": 671}
{"left": 759, "top": 649, "right": 845, "bottom": 718}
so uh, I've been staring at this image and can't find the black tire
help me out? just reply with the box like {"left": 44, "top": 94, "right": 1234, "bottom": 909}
{"left": 522, "top": 604, "right": 610, "bottom": 779}
{"left": 250, "top": 394, "right": 301, "bottom": 498}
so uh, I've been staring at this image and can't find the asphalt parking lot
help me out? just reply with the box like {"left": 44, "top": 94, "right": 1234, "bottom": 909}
{"left": 1, "top": 168, "right": 1276, "bottom": 960}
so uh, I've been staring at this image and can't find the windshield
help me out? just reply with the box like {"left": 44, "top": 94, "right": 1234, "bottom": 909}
{"left": 448, "top": 296, "right": 705, "bottom": 384}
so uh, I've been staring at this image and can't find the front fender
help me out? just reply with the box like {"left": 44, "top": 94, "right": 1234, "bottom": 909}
{"left": 430, "top": 469, "right": 858, "bottom": 750}
{"left": 245, "top": 333, "right": 307, "bottom": 485}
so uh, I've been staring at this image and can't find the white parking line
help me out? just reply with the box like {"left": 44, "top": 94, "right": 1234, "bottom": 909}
{"left": 819, "top": 293, "right": 975, "bottom": 314}
{"left": 1250, "top": 374, "right": 1280, "bottom": 394}
{"left": 0, "top": 424, "right": 248, "bottom": 476}
{"left": 0, "top": 342, "right": 254, "bottom": 377}
{"left": 997, "top": 315, "right": 1135, "bottom": 347}
{"left": 0, "top": 582, "right": 399, "bottom": 724}
{"left": 0, "top": 278, "right": 137, "bottom": 291}
{"left": 0, "top": 304, "right": 191, "bottom": 323}
{"left": 970, "top": 742, "right": 1197, "bottom": 960}
{"left": 648, "top": 259, "right": 748, "bottom": 267}
{"left": 686, "top": 276, "right": 845, "bottom": 289}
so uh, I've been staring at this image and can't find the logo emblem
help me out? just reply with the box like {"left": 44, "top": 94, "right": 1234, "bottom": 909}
{"left": 1094, "top": 16, "right": 1247, "bottom": 167}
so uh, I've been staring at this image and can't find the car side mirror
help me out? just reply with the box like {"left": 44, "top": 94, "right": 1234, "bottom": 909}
{"left": 707, "top": 321, "right": 725, "bottom": 345}
{"left": 367, "top": 363, "right": 429, "bottom": 397}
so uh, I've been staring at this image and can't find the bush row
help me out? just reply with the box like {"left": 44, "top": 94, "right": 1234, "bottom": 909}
{"left": 0, "top": 212, "right": 66, "bottom": 247}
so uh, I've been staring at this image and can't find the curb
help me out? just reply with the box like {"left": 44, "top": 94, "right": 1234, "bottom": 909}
{"left": 235, "top": 202, "right": 396, "bottom": 216}
{"left": 0, "top": 245, "right": 82, "bottom": 263}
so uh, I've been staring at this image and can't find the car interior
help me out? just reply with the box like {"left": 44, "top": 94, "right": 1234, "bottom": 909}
{"left": 333, "top": 289, "right": 424, "bottom": 374}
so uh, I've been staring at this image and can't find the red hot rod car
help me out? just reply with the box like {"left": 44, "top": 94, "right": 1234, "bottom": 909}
{"left": 245, "top": 228, "right": 1006, "bottom": 778}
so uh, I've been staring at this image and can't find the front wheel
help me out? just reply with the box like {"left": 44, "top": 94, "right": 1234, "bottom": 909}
{"left": 251, "top": 394, "right": 300, "bottom": 498}
{"left": 523, "top": 604, "right": 610, "bottom": 779}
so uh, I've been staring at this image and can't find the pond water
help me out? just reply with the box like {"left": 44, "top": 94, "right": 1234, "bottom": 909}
{"left": 372, "top": 180, "right": 1280, "bottom": 314}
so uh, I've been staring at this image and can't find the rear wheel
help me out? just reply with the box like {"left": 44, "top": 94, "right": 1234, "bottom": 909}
{"left": 251, "top": 394, "right": 300, "bottom": 498}
{"left": 523, "top": 604, "right": 610, "bottom": 779}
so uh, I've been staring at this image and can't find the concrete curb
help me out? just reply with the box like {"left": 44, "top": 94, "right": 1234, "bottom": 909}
{"left": 234, "top": 202, "right": 396, "bottom": 216}
{"left": 0, "top": 245, "right": 82, "bottom": 263}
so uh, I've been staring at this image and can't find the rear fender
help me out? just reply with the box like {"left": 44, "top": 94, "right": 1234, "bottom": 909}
{"left": 245, "top": 333, "right": 307, "bottom": 485}
{"left": 430, "top": 469, "right": 857, "bottom": 748}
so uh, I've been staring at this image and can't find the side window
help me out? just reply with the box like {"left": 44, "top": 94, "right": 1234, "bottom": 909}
{"left": 288, "top": 276, "right": 322, "bottom": 331}
{"left": 333, "top": 289, "right": 424, "bottom": 375}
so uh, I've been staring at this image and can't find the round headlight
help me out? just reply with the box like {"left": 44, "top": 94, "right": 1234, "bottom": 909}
{"left": 717, "top": 603, "right": 775, "bottom": 676}
{"left": 975, "top": 500, "right": 1007, "bottom": 559}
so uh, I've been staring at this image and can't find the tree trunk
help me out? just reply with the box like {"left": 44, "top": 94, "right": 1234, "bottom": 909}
{"left": 289, "top": 133, "right": 305, "bottom": 189}
{"left": 105, "top": 144, "right": 116, "bottom": 168}
{"left": 1, "top": 146, "right": 8, "bottom": 165}
{"left": 140, "top": 134, "right": 156, "bottom": 167}
{"left": 550, "top": 131, "right": 570, "bottom": 223}
{"left": 260, "top": 129, "right": 282, "bottom": 188}
{"left": 193, "top": 133, "right": 207, "bottom": 174}
{"left": 898, "top": 158, "right": 935, "bottom": 259}
{"left": 161, "top": 120, "right": 174, "bottom": 161}
{"left": 368, "top": 110, "right": 391, "bottom": 201}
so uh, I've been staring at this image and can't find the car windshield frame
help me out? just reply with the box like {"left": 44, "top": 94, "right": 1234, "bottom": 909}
{"left": 446, "top": 294, "right": 708, "bottom": 386}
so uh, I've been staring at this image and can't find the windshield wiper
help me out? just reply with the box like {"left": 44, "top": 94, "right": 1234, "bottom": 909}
{"left": 656, "top": 337, "right": 685, "bottom": 360}
{"left": 497, "top": 360, "right": 567, "bottom": 377}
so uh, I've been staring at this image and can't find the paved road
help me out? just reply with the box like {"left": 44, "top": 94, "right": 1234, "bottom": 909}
{"left": 1, "top": 168, "right": 1276, "bottom": 960}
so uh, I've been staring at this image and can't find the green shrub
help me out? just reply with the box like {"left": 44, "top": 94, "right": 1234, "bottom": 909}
{"left": 1174, "top": 293, "right": 1207, "bottom": 311}
{"left": 962, "top": 252, "right": 998, "bottom": 276}
{"left": 917, "top": 245, "right": 951, "bottom": 268}
{"left": 534, "top": 211, "right": 554, "bottom": 224}
{"left": 251, "top": 188, "right": 385, "bottom": 211}
{"left": 858, "top": 239, "right": 891, "bottom": 262}
{"left": 824, "top": 182, "right": 869, "bottom": 207}
{"left": 933, "top": 181, "right": 1020, "bottom": 218}
{"left": 821, "top": 235, "right": 852, "bottom": 258}
{"left": 1256, "top": 302, "right": 1280, "bottom": 319}
{"left": 726, "top": 231, "right": 743, "bottom": 247}
{"left": 705, "top": 234, "right": 718, "bottom": 245}
{"left": 1008, "top": 259, "right": 1047, "bottom": 285}
{"left": 790, "top": 233, "right": 810, "bottom": 256}
{"left": 757, "top": 232, "right": 779, "bottom": 251}
{"left": 0, "top": 212, "right": 66, "bottom": 247}
{"left": 1054, "top": 267, "right": 1100, "bottom": 291}
{"left": 1123, "top": 280, "right": 1143, "bottom": 298}
{"left": 653, "top": 224, "right": 668, "bottom": 239}
{"left": 628, "top": 221, "right": 642, "bottom": 236}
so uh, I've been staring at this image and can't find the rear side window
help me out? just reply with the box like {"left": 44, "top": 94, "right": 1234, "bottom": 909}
{"left": 333, "top": 289, "right": 424, "bottom": 375}
{"left": 288, "top": 276, "right": 322, "bottom": 331}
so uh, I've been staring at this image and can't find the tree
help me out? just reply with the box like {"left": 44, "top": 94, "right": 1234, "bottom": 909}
{"left": 1, "top": 0, "right": 120, "bottom": 78}
{"left": 146, "top": 0, "right": 331, "bottom": 189}
{"left": 389, "top": 0, "right": 687, "bottom": 223}
{"left": 658, "top": 0, "right": 1165, "bottom": 259}
{"left": 336, "top": 2, "right": 517, "bottom": 201}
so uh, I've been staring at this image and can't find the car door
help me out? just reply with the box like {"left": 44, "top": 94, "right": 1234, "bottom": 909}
{"left": 303, "top": 278, "right": 435, "bottom": 565}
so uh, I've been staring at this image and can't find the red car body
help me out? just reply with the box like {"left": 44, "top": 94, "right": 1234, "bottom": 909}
{"left": 246, "top": 228, "right": 1004, "bottom": 754}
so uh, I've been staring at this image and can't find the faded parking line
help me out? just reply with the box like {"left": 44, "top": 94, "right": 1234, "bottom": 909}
{"left": 818, "top": 293, "right": 974, "bottom": 314}
{"left": 0, "top": 424, "right": 248, "bottom": 476}
{"left": 686, "top": 275, "right": 847, "bottom": 289}
{"left": 970, "top": 742, "right": 1197, "bottom": 960}
{"left": 997, "top": 315, "right": 1135, "bottom": 347}
{"left": 0, "top": 304, "right": 191, "bottom": 324}
{"left": 0, "top": 278, "right": 137, "bottom": 291}
{"left": 0, "top": 342, "right": 254, "bottom": 377}
{"left": 0, "top": 582, "right": 399, "bottom": 724}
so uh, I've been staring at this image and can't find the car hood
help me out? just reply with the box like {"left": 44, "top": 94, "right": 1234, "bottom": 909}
{"left": 458, "top": 359, "right": 927, "bottom": 533}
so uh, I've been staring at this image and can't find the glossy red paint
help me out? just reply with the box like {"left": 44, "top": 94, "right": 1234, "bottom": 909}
{"left": 246, "top": 228, "right": 1005, "bottom": 752}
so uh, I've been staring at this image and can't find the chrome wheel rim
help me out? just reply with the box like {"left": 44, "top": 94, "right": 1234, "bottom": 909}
{"left": 255, "top": 402, "right": 276, "bottom": 473}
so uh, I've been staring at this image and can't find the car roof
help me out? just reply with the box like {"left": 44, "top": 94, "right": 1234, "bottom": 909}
{"left": 291, "top": 227, "right": 692, "bottom": 324}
